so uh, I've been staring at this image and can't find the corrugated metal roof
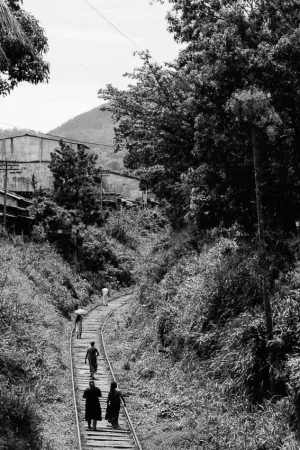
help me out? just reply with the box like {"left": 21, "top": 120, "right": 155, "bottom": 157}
{"left": 0, "top": 190, "right": 33, "bottom": 204}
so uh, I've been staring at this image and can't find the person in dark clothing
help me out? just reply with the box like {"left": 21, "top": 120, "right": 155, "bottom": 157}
{"left": 83, "top": 380, "right": 102, "bottom": 430}
{"left": 106, "top": 381, "right": 126, "bottom": 428}
{"left": 85, "top": 341, "right": 99, "bottom": 379}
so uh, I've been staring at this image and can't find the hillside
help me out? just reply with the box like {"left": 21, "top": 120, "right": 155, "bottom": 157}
{"left": 48, "top": 105, "right": 114, "bottom": 145}
{"left": 48, "top": 105, "right": 126, "bottom": 172}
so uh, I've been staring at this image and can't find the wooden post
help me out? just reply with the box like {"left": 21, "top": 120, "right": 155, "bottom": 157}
{"left": 100, "top": 176, "right": 103, "bottom": 213}
{"left": 3, "top": 167, "right": 7, "bottom": 230}
{"left": 0, "top": 159, "right": 20, "bottom": 230}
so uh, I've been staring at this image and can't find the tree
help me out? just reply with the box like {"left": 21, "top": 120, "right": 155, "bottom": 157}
{"left": 226, "top": 89, "right": 284, "bottom": 377}
{"left": 0, "top": 0, "right": 49, "bottom": 96}
{"left": 164, "top": 0, "right": 300, "bottom": 233}
{"left": 29, "top": 196, "right": 75, "bottom": 239}
{"left": 49, "top": 141, "right": 103, "bottom": 225}
{"left": 0, "top": 0, "right": 27, "bottom": 48}
{"left": 101, "top": 0, "right": 300, "bottom": 234}
{"left": 99, "top": 51, "right": 199, "bottom": 226}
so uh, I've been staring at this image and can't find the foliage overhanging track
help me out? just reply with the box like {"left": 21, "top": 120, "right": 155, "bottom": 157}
{"left": 70, "top": 293, "right": 142, "bottom": 450}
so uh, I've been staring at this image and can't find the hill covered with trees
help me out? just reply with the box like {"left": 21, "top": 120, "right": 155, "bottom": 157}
{"left": 48, "top": 105, "right": 126, "bottom": 172}
{"left": 48, "top": 105, "right": 114, "bottom": 146}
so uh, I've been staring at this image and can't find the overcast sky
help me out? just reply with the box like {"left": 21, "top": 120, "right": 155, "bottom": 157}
{"left": 0, "top": 0, "right": 180, "bottom": 133}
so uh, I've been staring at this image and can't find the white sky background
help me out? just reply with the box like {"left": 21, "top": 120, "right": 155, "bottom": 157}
{"left": 0, "top": 0, "right": 180, "bottom": 133}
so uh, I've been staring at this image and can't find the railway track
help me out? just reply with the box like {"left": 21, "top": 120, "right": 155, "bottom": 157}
{"left": 70, "top": 294, "right": 142, "bottom": 450}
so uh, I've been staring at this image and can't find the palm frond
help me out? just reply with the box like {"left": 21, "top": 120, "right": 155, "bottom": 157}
{"left": 0, "top": 0, "right": 28, "bottom": 48}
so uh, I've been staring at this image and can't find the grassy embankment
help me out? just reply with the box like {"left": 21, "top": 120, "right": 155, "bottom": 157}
{"left": 0, "top": 235, "right": 90, "bottom": 450}
{"left": 104, "top": 220, "right": 300, "bottom": 450}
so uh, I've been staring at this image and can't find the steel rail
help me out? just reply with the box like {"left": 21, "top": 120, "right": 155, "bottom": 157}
{"left": 100, "top": 302, "right": 143, "bottom": 450}
{"left": 69, "top": 300, "right": 106, "bottom": 450}
{"left": 69, "top": 323, "right": 83, "bottom": 450}
{"left": 70, "top": 292, "right": 140, "bottom": 450}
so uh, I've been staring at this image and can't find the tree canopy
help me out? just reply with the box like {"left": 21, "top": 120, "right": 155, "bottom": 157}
{"left": 49, "top": 142, "right": 103, "bottom": 225}
{"left": 0, "top": 0, "right": 49, "bottom": 95}
{"left": 99, "top": 0, "right": 300, "bottom": 234}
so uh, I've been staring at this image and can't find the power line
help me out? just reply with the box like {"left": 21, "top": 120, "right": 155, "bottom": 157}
{"left": 78, "top": 63, "right": 107, "bottom": 85}
{"left": 45, "top": 132, "right": 115, "bottom": 148}
{"left": 0, "top": 121, "right": 19, "bottom": 128}
{"left": 83, "top": 0, "right": 144, "bottom": 52}
{"left": 82, "top": 0, "right": 177, "bottom": 106}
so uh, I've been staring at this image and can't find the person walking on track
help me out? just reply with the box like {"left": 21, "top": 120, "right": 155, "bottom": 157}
{"left": 75, "top": 313, "right": 83, "bottom": 339}
{"left": 83, "top": 380, "right": 102, "bottom": 430}
{"left": 85, "top": 342, "right": 99, "bottom": 379}
{"left": 106, "top": 381, "right": 126, "bottom": 429}
{"left": 74, "top": 306, "right": 87, "bottom": 339}
{"left": 102, "top": 286, "right": 109, "bottom": 306}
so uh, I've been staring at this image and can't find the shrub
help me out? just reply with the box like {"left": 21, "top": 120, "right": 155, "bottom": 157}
{"left": 31, "top": 224, "right": 47, "bottom": 243}
{"left": 104, "top": 211, "right": 136, "bottom": 246}
{"left": 0, "top": 239, "right": 84, "bottom": 449}
{"left": 80, "top": 226, "right": 115, "bottom": 271}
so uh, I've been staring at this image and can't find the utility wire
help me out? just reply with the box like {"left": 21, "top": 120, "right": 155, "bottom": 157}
{"left": 83, "top": 0, "right": 144, "bottom": 52}
{"left": 0, "top": 121, "right": 20, "bottom": 128}
{"left": 45, "top": 132, "right": 114, "bottom": 148}
{"left": 78, "top": 62, "right": 107, "bottom": 85}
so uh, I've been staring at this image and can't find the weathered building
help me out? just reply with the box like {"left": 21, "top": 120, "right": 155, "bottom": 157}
{"left": 0, "top": 133, "right": 145, "bottom": 202}
{"left": 103, "top": 171, "right": 141, "bottom": 200}
{"left": 0, "top": 190, "right": 32, "bottom": 234}
{"left": 0, "top": 133, "right": 89, "bottom": 193}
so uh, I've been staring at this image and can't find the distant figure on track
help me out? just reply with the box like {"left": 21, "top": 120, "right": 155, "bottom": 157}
{"left": 83, "top": 380, "right": 102, "bottom": 430}
{"left": 75, "top": 314, "right": 83, "bottom": 339}
{"left": 85, "top": 342, "right": 99, "bottom": 379}
{"left": 102, "top": 286, "right": 109, "bottom": 306}
{"left": 106, "top": 381, "right": 126, "bottom": 429}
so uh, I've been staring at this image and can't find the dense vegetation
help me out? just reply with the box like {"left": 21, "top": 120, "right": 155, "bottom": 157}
{"left": 0, "top": 230, "right": 90, "bottom": 449}
{"left": 100, "top": 0, "right": 300, "bottom": 234}
{"left": 30, "top": 142, "right": 140, "bottom": 290}
{"left": 104, "top": 216, "right": 300, "bottom": 449}
{"left": 96, "top": 5, "right": 300, "bottom": 444}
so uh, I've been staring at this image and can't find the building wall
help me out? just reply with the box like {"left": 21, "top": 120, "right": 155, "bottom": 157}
{"left": 0, "top": 136, "right": 81, "bottom": 193}
{"left": 104, "top": 172, "right": 142, "bottom": 200}
{"left": 0, "top": 135, "right": 143, "bottom": 200}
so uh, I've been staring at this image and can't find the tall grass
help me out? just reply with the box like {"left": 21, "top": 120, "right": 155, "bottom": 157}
{"left": 0, "top": 237, "right": 89, "bottom": 449}
{"left": 109, "top": 228, "right": 300, "bottom": 449}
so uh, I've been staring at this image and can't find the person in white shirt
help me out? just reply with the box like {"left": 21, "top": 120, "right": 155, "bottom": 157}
{"left": 102, "top": 287, "right": 109, "bottom": 306}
